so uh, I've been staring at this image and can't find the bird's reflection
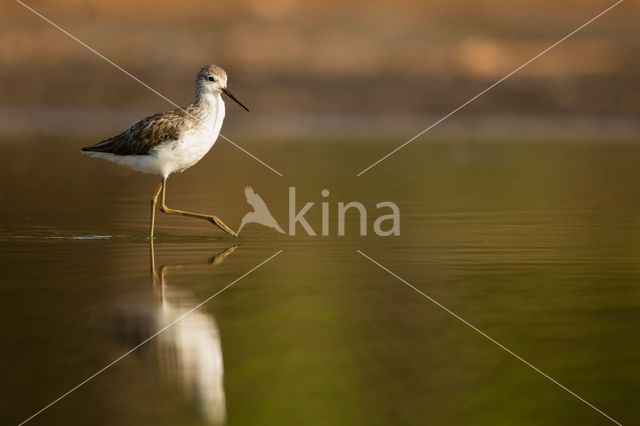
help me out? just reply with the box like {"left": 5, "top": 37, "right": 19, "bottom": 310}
{"left": 118, "top": 241, "right": 238, "bottom": 425}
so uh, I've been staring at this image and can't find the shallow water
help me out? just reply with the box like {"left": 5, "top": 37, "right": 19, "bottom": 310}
{"left": 1, "top": 138, "right": 639, "bottom": 425}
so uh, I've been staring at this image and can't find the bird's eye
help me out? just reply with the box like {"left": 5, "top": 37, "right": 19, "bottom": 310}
{"left": 208, "top": 76, "right": 215, "bottom": 82}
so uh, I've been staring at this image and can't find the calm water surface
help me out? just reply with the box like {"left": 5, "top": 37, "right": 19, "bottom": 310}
{"left": 0, "top": 138, "right": 639, "bottom": 425}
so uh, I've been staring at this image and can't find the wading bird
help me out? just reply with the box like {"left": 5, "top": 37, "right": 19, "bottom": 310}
{"left": 81, "top": 65, "right": 249, "bottom": 239}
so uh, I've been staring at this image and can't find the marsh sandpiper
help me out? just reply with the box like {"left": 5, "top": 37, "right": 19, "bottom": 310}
{"left": 81, "top": 65, "right": 249, "bottom": 239}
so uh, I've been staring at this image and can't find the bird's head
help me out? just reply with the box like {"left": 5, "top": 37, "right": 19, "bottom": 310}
{"left": 196, "top": 65, "right": 249, "bottom": 112}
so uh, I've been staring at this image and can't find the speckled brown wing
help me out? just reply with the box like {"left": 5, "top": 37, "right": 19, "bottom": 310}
{"left": 81, "top": 109, "right": 188, "bottom": 156}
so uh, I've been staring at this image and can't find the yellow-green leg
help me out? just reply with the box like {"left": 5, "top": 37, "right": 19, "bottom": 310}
{"left": 149, "top": 181, "right": 163, "bottom": 240}
{"left": 149, "top": 238, "right": 159, "bottom": 286}
{"left": 159, "top": 178, "right": 239, "bottom": 238}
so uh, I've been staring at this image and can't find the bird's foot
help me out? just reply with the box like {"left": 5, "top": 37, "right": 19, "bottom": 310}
{"left": 212, "top": 216, "right": 240, "bottom": 238}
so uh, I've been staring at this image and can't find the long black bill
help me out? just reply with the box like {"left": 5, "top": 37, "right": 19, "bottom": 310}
{"left": 222, "top": 88, "right": 250, "bottom": 112}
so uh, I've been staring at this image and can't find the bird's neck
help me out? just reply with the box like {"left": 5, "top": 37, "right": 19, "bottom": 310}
{"left": 193, "top": 92, "right": 225, "bottom": 127}
{"left": 195, "top": 91, "right": 221, "bottom": 110}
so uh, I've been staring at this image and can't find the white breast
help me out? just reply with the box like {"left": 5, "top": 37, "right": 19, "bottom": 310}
{"left": 155, "top": 93, "right": 226, "bottom": 177}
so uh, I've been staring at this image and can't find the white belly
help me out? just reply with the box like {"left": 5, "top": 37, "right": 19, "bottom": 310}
{"left": 153, "top": 125, "right": 220, "bottom": 176}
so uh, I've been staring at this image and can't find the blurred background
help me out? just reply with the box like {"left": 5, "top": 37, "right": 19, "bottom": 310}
{"left": 2, "top": 2, "right": 640, "bottom": 425}
{"left": 1, "top": 0, "right": 638, "bottom": 140}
